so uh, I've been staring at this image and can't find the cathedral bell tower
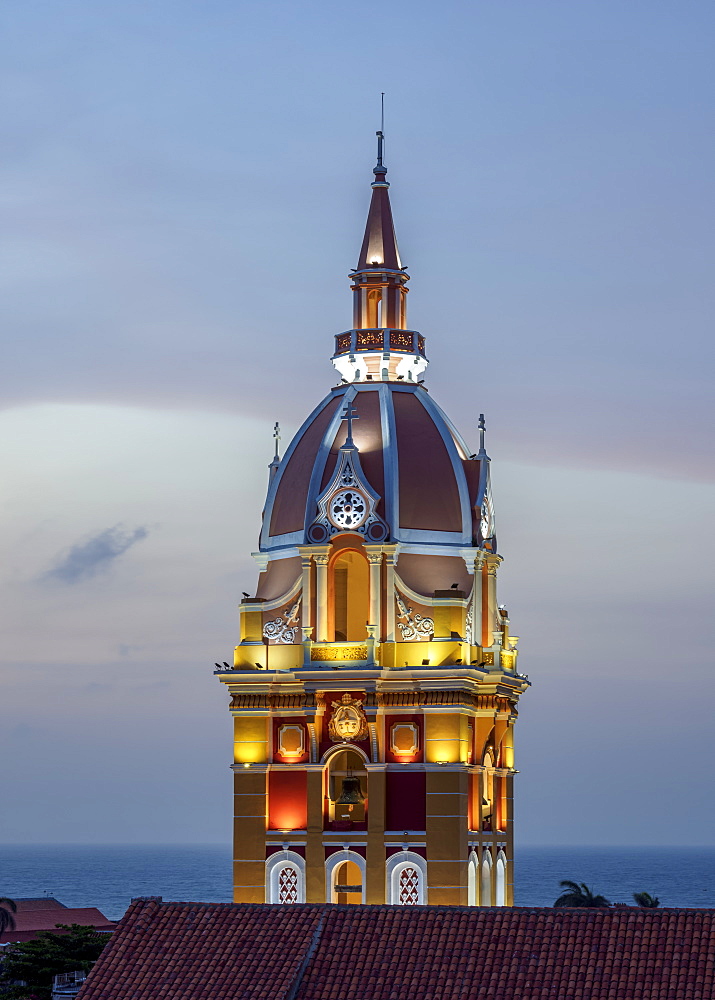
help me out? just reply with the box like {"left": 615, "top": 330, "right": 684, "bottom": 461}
{"left": 215, "top": 134, "right": 529, "bottom": 907}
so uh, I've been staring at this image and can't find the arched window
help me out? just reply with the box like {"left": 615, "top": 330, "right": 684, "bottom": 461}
{"left": 481, "top": 749, "right": 494, "bottom": 832}
{"left": 366, "top": 288, "right": 382, "bottom": 328}
{"left": 278, "top": 866, "right": 299, "bottom": 904}
{"left": 496, "top": 850, "right": 507, "bottom": 906}
{"left": 326, "top": 747, "right": 367, "bottom": 826}
{"left": 330, "top": 550, "right": 369, "bottom": 642}
{"left": 325, "top": 850, "right": 366, "bottom": 904}
{"left": 481, "top": 849, "right": 492, "bottom": 906}
{"left": 467, "top": 850, "right": 478, "bottom": 906}
{"left": 266, "top": 851, "right": 305, "bottom": 904}
{"left": 386, "top": 852, "right": 427, "bottom": 905}
{"left": 398, "top": 866, "right": 420, "bottom": 904}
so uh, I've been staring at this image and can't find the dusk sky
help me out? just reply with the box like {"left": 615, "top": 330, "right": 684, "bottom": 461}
{"left": 1, "top": 0, "right": 713, "bottom": 847}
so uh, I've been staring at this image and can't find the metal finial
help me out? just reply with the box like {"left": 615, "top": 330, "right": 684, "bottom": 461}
{"left": 341, "top": 399, "right": 360, "bottom": 446}
{"left": 478, "top": 413, "right": 487, "bottom": 455}
{"left": 273, "top": 421, "right": 281, "bottom": 461}
{"left": 375, "top": 93, "right": 386, "bottom": 173}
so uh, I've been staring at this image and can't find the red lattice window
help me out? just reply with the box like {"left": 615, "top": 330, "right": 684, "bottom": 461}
{"left": 335, "top": 332, "right": 352, "bottom": 354}
{"left": 417, "top": 335, "right": 426, "bottom": 356}
{"left": 278, "top": 866, "right": 299, "bottom": 904}
{"left": 398, "top": 866, "right": 420, "bottom": 905}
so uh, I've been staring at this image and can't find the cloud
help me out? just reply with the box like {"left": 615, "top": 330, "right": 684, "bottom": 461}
{"left": 43, "top": 524, "right": 149, "bottom": 584}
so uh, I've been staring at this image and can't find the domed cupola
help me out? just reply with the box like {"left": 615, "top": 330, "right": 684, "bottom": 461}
{"left": 238, "top": 133, "right": 511, "bottom": 674}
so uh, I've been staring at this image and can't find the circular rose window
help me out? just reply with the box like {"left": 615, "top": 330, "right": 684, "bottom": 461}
{"left": 329, "top": 490, "right": 368, "bottom": 529}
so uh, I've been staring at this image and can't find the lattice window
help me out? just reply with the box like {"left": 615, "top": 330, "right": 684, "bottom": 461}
{"left": 398, "top": 866, "right": 420, "bottom": 905}
{"left": 390, "top": 330, "right": 413, "bottom": 350}
{"left": 278, "top": 866, "right": 299, "bottom": 904}
{"left": 356, "top": 329, "right": 384, "bottom": 349}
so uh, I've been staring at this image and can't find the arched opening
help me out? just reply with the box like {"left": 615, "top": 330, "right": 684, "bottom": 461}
{"left": 482, "top": 749, "right": 494, "bottom": 832}
{"left": 331, "top": 549, "right": 369, "bottom": 642}
{"left": 334, "top": 859, "right": 363, "bottom": 904}
{"left": 266, "top": 852, "right": 305, "bottom": 904}
{"left": 481, "top": 851, "right": 492, "bottom": 906}
{"left": 327, "top": 748, "right": 367, "bottom": 827}
{"left": 496, "top": 852, "right": 506, "bottom": 906}
{"left": 366, "top": 288, "right": 382, "bottom": 328}
{"left": 326, "top": 850, "right": 366, "bottom": 904}
{"left": 467, "top": 851, "right": 478, "bottom": 906}
{"left": 386, "top": 852, "right": 427, "bottom": 905}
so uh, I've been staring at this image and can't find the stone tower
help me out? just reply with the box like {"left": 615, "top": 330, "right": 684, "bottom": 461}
{"left": 215, "top": 133, "right": 529, "bottom": 906}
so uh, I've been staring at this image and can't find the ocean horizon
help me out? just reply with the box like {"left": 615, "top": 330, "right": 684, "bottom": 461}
{"left": 1, "top": 844, "right": 713, "bottom": 921}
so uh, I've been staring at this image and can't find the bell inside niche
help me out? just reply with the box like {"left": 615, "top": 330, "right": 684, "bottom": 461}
{"left": 336, "top": 774, "right": 365, "bottom": 812}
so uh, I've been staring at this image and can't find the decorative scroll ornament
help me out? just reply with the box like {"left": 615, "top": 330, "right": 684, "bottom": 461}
{"left": 395, "top": 592, "right": 434, "bottom": 641}
{"left": 307, "top": 407, "right": 388, "bottom": 544}
{"left": 465, "top": 602, "right": 474, "bottom": 644}
{"left": 328, "top": 693, "right": 368, "bottom": 743}
{"left": 263, "top": 596, "right": 301, "bottom": 644}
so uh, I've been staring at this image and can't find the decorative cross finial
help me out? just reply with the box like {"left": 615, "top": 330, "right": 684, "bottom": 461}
{"left": 478, "top": 413, "right": 487, "bottom": 456}
{"left": 341, "top": 399, "right": 359, "bottom": 446}
{"left": 273, "top": 421, "right": 281, "bottom": 461}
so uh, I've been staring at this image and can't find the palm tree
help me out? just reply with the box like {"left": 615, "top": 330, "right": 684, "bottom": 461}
{"left": 554, "top": 880, "right": 610, "bottom": 908}
{"left": 0, "top": 897, "right": 17, "bottom": 936}
{"left": 633, "top": 891, "right": 660, "bottom": 908}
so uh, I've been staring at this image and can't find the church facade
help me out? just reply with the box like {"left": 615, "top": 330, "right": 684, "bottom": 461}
{"left": 215, "top": 134, "right": 529, "bottom": 907}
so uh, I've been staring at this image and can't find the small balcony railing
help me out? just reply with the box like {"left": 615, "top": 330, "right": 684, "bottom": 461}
{"left": 333, "top": 329, "right": 426, "bottom": 358}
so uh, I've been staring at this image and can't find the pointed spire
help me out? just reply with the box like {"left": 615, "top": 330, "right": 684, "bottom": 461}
{"left": 356, "top": 130, "right": 402, "bottom": 271}
{"left": 332, "top": 124, "right": 428, "bottom": 384}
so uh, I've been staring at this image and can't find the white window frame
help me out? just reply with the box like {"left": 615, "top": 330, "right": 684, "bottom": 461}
{"left": 386, "top": 851, "right": 428, "bottom": 905}
{"left": 266, "top": 850, "right": 306, "bottom": 904}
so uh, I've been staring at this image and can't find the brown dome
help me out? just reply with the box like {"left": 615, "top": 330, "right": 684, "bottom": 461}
{"left": 261, "top": 382, "right": 491, "bottom": 556}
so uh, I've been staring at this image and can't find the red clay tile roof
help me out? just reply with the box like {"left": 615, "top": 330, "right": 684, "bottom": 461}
{"left": 0, "top": 906, "right": 115, "bottom": 944}
{"left": 78, "top": 900, "right": 715, "bottom": 1000}
{"left": 13, "top": 897, "right": 67, "bottom": 911}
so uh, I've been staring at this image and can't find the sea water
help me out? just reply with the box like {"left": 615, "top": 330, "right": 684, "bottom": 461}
{"left": 0, "top": 844, "right": 713, "bottom": 921}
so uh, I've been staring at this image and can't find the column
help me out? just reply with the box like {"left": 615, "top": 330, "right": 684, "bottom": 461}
{"left": 365, "top": 548, "right": 383, "bottom": 637}
{"left": 365, "top": 766, "right": 386, "bottom": 903}
{"left": 384, "top": 549, "right": 397, "bottom": 642}
{"left": 483, "top": 556, "right": 501, "bottom": 648}
{"left": 299, "top": 552, "right": 312, "bottom": 631}
{"left": 305, "top": 767, "right": 325, "bottom": 903}
{"left": 425, "top": 767, "right": 469, "bottom": 905}
{"left": 314, "top": 554, "right": 330, "bottom": 642}
{"left": 471, "top": 553, "right": 484, "bottom": 649}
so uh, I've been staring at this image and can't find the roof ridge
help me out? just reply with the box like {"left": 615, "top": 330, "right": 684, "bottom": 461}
{"left": 283, "top": 912, "right": 327, "bottom": 1000}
